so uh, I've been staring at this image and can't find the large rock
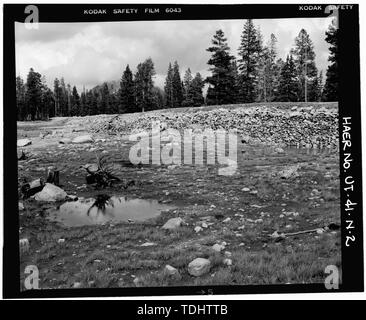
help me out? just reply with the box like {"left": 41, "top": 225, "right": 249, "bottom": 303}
{"left": 212, "top": 243, "right": 225, "bottom": 252}
{"left": 59, "top": 138, "right": 72, "bottom": 144}
{"left": 164, "top": 265, "right": 179, "bottom": 276}
{"left": 188, "top": 258, "right": 211, "bottom": 277}
{"left": 17, "top": 138, "right": 31, "bottom": 147}
{"left": 279, "top": 164, "right": 300, "bottom": 179}
{"left": 162, "top": 217, "right": 183, "bottom": 230}
{"left": 34, "top": 183, "right": 67, "bottom": 202}
{"left": 72, "top": 135, "right": 93, "bottom": 144}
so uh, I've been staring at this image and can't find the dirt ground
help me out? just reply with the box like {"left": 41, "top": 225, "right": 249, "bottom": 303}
{"left": 18, "top": 105, "right": 341, "bottom": 290}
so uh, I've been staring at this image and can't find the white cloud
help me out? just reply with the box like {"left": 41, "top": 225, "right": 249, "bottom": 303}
{"left": 15, "top": 18, "right": 333, "bottom": 91}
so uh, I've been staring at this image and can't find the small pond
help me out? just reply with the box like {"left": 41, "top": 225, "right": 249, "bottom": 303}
{"left": 48, "top": 195, "right": 173, "bottom": 227}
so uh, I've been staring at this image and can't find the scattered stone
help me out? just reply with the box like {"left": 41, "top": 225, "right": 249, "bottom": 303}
{"left": 188, "top": 258, "right": 211, "bottom": 277}
{"left": 167, "top": 165, "right": 178, "bottom": 170}
{"left": 17, "top": 150, "right": 27, "bottom": 160}
{"left": 223, "top": 258, "right": 232, "bottom": 266}
{"left": 222, "top": 217, "right": 231, "bottom": 223}
{"left": 17, "top": 138, "right": 32, "bottom": 147}
{"left": 59, "top": 138, "right": 72, "bottom": 144}
{"left": 194, "top": 226, "right": 203, "bottom": 233}
{"left": 65, "top": 195, "right": 78, "bottom": 201}
{"left": 279, "top": 165, "right": 300, "bottom": 179}
{"left": 316, "top": 228, "right": 325, "bottom": 234}
{"left": 140, "top": 242, "right": 156, "bottom": 247}
{"left": 241, "top": 187, "right": 250, "bottom": 192}
{"left": 275, "top": 147, "right": 285, "bottom": 154}
{"left": 57, "top": 238, "right": 65, "bottom": 244}
{"left": 164, "top": 265, "right": 179, "bottom": 276}
{"left": 212, "top": 243, "right": 225, "bottom": 252}
{"left": 34, "top": 183, "right": 67, "bottom": 202}
{"left": 224, "top": 251, "right": 232, "bottom": 257}
{"left": 133, "top": 277, "right": 140, "bottom": 286}
{"left": 18, "top": 202, "right": 24, "bottom": 211}
{"left": 255, "top": 219, "right": 263, "bottom": 223}
{"left": 81, "top": 163, "right": 99, "bottom": 173}
{"left": 162, "top": 217, "right": 184, "bottom": 230}
{"left": 270, "top": 231, "right": 286, "bottom": 240}
{"left": 201, "top": 222, "right": 208, "bottom": 228}
{"left": 249, "top": 190, "right": 258, "bottom": 195}
{"left": 72, "top": 135, "right": 93, "bottom": 144}
{"left": 73, "top": 282, "right": 82, "bottom": 288}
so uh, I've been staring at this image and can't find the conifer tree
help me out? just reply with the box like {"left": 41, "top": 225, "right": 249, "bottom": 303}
{"left": 135, "top": 58, "right": 156, "bottom": 112}
{"left": 25, "top": 68, "right": 42, "bottom": 120}
{"left": 182, "top": 68, "right": 194, "bottom": 107}
{"left": 206, "top": 29, "right": 237, "bottom": 105}
{"left": 277, "top": 55, "right": 298, "bottom": 102}
{"left": 164, "top": 63, "right": 174, "bottom": 108}
{"left": 191, "top": 72, "right": 205, "bottom": 107}
{"left": 237, "top": 20, "right": 262, "bottom": 103}
{"left": 291, "top": 29, "right": 318, "bottom": 102}
{"left": 16, "top": 76, "right": 26, "bottom": 120}
{"left": 322, "top": 23, "right": 338, "bottom": 101}
{"left": 172, "top": 61, "right": 183, "bottom": 108}
{"left": 70, "top": 86, "right": 80, "bottom": 116}
{"left": 120, "top": 65, "right": 136, "bottom": 113}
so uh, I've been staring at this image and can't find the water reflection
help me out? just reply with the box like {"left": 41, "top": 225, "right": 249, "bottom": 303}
{"left": 48, "top": 195, "right": 173, "bottom": 227}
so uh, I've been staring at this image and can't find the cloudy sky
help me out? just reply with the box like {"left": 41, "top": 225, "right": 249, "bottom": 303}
{"left": 15, "top": 18, "right": 333, "bottom": 91}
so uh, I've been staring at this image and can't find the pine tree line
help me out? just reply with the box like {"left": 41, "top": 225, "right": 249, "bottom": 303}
{"left": 16, "top": 20, "right": 338, "bottom": 121}
{"left": 205, "top": 20, "right": 337, "bottom": 105}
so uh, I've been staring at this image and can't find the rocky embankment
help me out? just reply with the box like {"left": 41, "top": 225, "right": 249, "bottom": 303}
{"left": 77, "top": 103, "right": 338, "bottom": 149}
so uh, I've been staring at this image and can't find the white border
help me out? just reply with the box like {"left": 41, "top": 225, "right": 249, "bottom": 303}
{"left": 1, "top": 0, "right": 365, "bottom": 300}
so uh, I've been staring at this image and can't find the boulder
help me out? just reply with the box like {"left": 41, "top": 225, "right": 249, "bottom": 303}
{"left": 223, "top": 258, "right": 232, "bottom": 266}
{"left": 72, "top": 135, "right": 93, "bottom": 144}
{"left": 279, "top": 165, "right": 300, "bottom": 179}
{"left": 59, "top": 138, "right": 72, "bottom": 144}
{"left": 34, "top": 183, "right": 67, "bottom": 202}
{"left": 194, "top": 226, "right": 203, "bottom": 233}
{"left": 17, "top": 138, "right": 31, "bottom": 147}
{"left": 164, "top": 265, "right": 179, "bottom": 276}
{"left": 274, "top": 147, "right": 285, "bottom": 154}
{"left": 188, "top": 258, "right": 211, "bottom": 277}
{"left": 212, "top": 243, "right": 225, "bottom": 252}
{"left": 162, "top": 217, "right": 183, "bottom": 230}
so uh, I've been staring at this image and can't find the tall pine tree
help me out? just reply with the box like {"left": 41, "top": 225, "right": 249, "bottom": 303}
{"left": 206, "top": 29, "right": 237, "bottom": 105}
{"left": 119, "top": 65, "right": 136, "bottom": 113}
{"left": 25, "top": 68, "right": 42, "bottom": 120}
{"left": 277, "top": 55, "right": 298, "bottom": 102}
{"left": 182, "top": 68, "right": 194, "bottom": 107}
{"left": 135, "top": 58, "right": 156, "bottom": 112}
{"left": 172, "top": 61, "right": 183, "bottom": 108}
{"left": 322, "top": 23, "right": 338, "bottom": 101}
{"left": 164, "top": 63, "right": 174, "bottom": 108}
{"left": 237, "top": 20, "right": 262, "bottom": 103}
{"left": 191, "top": 73, "right": 205, "bottom": 107}
{"left": 291, "top": 29, "right": 318, "bottom": 102}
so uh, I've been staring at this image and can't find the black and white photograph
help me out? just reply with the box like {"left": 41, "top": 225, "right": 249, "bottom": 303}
{"left": 2, "top": 3, "right": 363, "bottom": 299}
